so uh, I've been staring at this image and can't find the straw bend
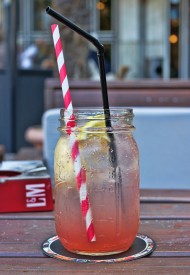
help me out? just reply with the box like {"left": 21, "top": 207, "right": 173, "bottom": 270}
{"left": 46, "top": 6, "right": 104, "bottom": 53}
{"left": 46, "top": 6, "right": 110, "bottom": 115}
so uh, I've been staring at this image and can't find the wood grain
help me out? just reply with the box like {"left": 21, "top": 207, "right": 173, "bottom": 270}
{"left": 1, "top": 201, "right": 190, "bottom": 220}
{"left": 0, "top": 258, "right": 190, "bottom": 275}
{"left": 44, "top": 79, "right": 190, "bottom": 110}
{"left": 140, "top": 189, "right": 190, "bottom": 203}
{"left": 0, "top": 219, "right": 190, "bottom": 257}
{"left": 140, "top": 203, "right": 190, "bottom": 219}
{"left": 0, "top": 189, "right": 190, "bottom": 274}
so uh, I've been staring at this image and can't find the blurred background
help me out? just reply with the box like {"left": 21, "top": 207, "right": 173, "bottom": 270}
{"left": 0, "top": 0, "right": 190, "bottom": 158}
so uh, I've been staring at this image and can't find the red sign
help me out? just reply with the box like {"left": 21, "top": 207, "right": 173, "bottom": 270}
{"left": 0, "top": 161, "right": 54, "bottom": 212}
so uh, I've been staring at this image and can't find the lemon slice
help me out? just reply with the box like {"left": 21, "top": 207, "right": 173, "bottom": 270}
{"left": 78, "top": 114, "right": 110, "bottom": 141}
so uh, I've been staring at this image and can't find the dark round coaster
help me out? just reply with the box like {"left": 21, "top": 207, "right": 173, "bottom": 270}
{"left": 42, "top": 234, "right": 156, "bottom": 263}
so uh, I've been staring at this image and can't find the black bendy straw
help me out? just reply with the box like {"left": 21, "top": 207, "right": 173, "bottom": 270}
{"left": 46, "top": 7, "right": 109, "bottom": 119}
{"left": 46, "top": 6, "right": 117, "bottom": 166}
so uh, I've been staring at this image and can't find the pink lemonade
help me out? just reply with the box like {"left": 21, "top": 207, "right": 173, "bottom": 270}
{"left": 54, "top": 108, "right": 140, "bottom": 255}
{"left": 54, "top": 179, "right": 139, "bottom": 255}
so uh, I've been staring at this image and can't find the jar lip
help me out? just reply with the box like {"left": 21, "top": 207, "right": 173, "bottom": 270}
{"left": 60, "top": 107, "right": 134, "bottom": 120}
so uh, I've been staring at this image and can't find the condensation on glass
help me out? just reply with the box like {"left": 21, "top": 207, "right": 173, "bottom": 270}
{"left": 54, "top": 108, "right": 140, "bottom": 256}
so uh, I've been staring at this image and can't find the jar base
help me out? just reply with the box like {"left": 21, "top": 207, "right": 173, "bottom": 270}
{"left": 42, "top": 234, "right": 156, "bottom": 263}
{"left": 67, "top": 248, "right": 127, "bottom": 256}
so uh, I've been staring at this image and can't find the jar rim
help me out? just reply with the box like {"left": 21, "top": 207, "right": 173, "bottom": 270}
{"left": 60, "top": 107, "right": 134, "bottom": 120}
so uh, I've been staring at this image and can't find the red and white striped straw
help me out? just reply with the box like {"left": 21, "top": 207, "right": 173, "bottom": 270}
{"left": 51, "top": 24, "right": 96, "bottom": 242}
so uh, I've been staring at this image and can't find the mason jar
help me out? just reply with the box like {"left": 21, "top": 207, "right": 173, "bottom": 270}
{"left": 54, "top": 108, "right": 140, "bottom": 256}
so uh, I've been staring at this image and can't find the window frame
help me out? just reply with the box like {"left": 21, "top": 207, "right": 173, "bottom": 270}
{"left": 89, "top": 0, "right": 117, "bottom": 73}
{"left": 17, "top": 0, "right": 52, "bottom": 70}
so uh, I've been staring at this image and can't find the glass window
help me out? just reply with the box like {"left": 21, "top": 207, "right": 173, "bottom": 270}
{"left": 97, "top": 0, "right": 112, "bottom": 31}
{"left": 17, "top": 0, "right": 54, "bottom": 70}
{"left": 91, "top": 0, "right": 115, "bottom": 77}
{"left": 33, "top": 0, "right": 52, "bottom": 31}
{"left": 169, "top": 0, "right": 180, "bottom": 78}
{"left": 143, "top": 0, "right": 165, "bottom": 79}
{"left": 0, "top": 1, "right": 6, "bottom": 69}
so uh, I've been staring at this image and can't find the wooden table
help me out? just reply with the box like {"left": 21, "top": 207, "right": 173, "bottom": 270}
{"left": 0, "top": 189, "right": 190, "bottom": 274}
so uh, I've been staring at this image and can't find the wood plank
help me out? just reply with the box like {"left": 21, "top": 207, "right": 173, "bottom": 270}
{"left": 140, "top": 203, "right": 190, "bottom": 219}
{"left": 0, "top": 258, "right": 190, "bottom": 274}
{"left": 0, "top": 219, "right": 190, "bottom": 257}
{"left": 45, "top": 79, "right": 190, "bottom": 90}
{"left": 139, "top": 220, "right": 190, "bottom": 256}
{"left": 140, "top": 189, "right": 190, "bottom": 203}
{"left": 0, "top": 211, "right": 54, "bottom": 220}
{"left": 44, "top": 79, "right": 190, "bottom": 109}
{"left": 0, "top": 202, "right": 190, "bottom": 220}
{"left": 45, "top": 88, "right": 190, "bottom": 108}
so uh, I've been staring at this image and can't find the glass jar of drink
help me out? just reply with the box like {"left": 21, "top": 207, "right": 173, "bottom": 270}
{"left": 54, "top": 108, "right": 140, "bottom": 256}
